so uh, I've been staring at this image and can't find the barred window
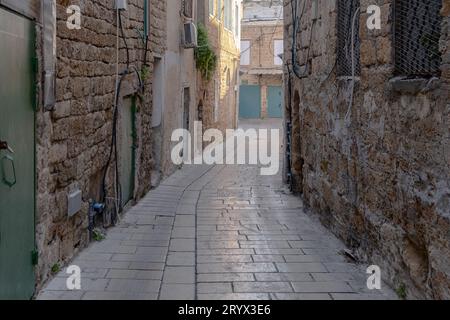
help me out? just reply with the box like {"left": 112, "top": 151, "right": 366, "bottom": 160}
{"left": 394, "top": 0, "right": 442, "bottom": 77}
{"left": 337, "top": 0, "right": 361, "bottom": 76}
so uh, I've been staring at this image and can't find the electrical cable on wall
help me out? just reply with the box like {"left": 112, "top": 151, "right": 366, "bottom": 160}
{"left": 344, "top": 6, "right": 360, "bottom": 125}
{"left": 290, "top": 0, "right": 315, "bottom": 79}
{"left": 285, "top": 62, "right": 294, "bottom": 191}
{"left": 100, "top": 5, "right": 145, "bottom": 225}
{"left": 118, "top": 11, "right": 130, "bottom": 69}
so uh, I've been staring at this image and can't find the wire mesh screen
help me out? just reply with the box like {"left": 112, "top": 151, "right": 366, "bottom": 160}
{"left": 337, "top": 0, "right": 361, "bottom": 76}
{"left": 394, "top": 0, "right": 442, "bottom": 77}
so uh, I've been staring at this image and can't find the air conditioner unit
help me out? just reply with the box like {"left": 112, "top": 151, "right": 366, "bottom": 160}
{"left": 182, "top": 22, "right": 198, "bottom": 48}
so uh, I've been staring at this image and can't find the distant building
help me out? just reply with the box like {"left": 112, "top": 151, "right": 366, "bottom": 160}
{"left": 150, "top": 0, "right": 200, "bottom": 185}
{"left": 239, "top": 0, "right": 283, "bottom": 119}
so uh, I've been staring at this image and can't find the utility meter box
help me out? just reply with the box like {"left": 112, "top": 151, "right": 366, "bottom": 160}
{"left": 115, "top": 0, "right": 127, "bottom": 10}
{"left": 68, "top": 188, "right": 82, "bottom": 217}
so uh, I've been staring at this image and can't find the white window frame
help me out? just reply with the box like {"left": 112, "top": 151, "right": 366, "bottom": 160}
{"left": 240, "top": 40, "right": 250, "bottom": 66}
{"left": 234, "top": 3, "right": 239, "bottom": 36}
{"left": 273, "top": 39, "right": 283, "bottom": 66}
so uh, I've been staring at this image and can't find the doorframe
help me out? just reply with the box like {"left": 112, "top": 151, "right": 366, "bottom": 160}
{"left": 118, "top": 94, "right": 137, "bottom": 212}
{"left": 0, "top": 0, "right": 41, "bottom": 22}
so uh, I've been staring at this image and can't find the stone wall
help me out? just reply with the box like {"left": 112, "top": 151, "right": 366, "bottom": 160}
{"left": 285, "top": 0, "right": 449, "bottom": 299}
{"left": 149, "top": 0, "right": 166, "bottom": 56}
{"left": 35, "top": 0, "right": 158, "bottom": 290}
{"left": 155, "top": 0, "right": 198, "bottom": 179}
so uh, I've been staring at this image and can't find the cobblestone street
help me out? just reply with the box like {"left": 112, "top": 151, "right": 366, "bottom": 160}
{"left": 37, "top": 120, "right": 396, "bottom": 300}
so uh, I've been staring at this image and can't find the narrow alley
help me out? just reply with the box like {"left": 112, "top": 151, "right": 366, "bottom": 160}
{"left": 1, "top": 0, "right": 448, "bottom": 303}
{"left": 38, "top": 120, "right": 396, "bottom": 300}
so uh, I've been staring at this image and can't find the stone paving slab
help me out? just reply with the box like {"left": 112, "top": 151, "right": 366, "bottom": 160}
{"left": 37, "top": 120, "right": 397, "bottom": 300}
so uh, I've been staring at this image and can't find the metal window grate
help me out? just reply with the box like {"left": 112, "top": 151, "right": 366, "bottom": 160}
{"left": 394, "top": 0, "right": 442, "bottom": 77}
{"left": 337, "top": 0, "right": 361, "bottom": 76}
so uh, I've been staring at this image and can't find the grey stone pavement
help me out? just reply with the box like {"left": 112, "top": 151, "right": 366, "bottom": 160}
{"left": 37, "top": 119, "right": 397, "bottom": 300}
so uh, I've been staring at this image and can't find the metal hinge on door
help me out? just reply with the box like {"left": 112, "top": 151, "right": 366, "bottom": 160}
{"left": 31, "top": 249, "right": 38, "bottom": 266}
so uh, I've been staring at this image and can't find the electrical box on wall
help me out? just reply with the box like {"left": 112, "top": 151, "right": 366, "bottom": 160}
{"left": 68, "top": 187, "right": 82, "bottom": 217}
{"left": 115, "top": 0, "right": 127, "bottom": 10}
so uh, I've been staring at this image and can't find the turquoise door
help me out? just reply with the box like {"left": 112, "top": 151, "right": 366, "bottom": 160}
{"left": 239, "top": 85, "right": 261, "bottom": 119}
{"left": 0, "top": 8, "right": 36, "bottom": 299}
{"left": 267, "top": 86, "right": 283, "bottom": 118}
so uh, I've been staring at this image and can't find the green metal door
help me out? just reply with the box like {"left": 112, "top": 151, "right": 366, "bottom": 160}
{"left": 119, "top": 97, "right": 136, "bottom": 208}
{"left": 267, "top": 86, "right": 283, "bottom": 118}
{"left": 239, "top": 85, "right": 261, "bottom": 119}
{"left": 0, "top": 8, "right": 36, "bottom": 300}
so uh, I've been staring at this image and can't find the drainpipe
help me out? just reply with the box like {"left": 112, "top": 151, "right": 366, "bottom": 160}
{"left": 41, "top": 0, "right": 56, "bottom": 111}
{"left": 131, "top": 96, "right": 137, "bottom": 202}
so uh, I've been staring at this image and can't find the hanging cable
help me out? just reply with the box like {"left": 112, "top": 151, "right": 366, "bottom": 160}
{"left": 285, "top": 62, "right": 294, "bottom": 191}
{"left": 344, "top": 7, "right": 361, "bottom": 124}
{"left": 118, "top": 10, "right": 130, "bottom": 69}
{"left": 291, "top": 0, "right": 315, "bottom": 79}
{"left": 101, "top": 7, "right": 144, "bottom": 224}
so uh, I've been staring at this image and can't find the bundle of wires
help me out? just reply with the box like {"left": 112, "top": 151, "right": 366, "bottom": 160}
{"left": 290, "top": 0, "right": 311, "bottom": 79}
{"left": 101, "top": 9, "right": 145, "bottom": 225}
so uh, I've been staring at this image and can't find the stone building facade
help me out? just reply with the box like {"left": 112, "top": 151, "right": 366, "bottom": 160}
{"left": 197, "top": 0, "right": 241, "bottom": 132}
{"left": 149, "top": 0, "right": 199, "bottom": 184}
{"left": 240, "top": 0, "right": 283, "bottom": 119}
{"left": 0, "top": 0, "right": 171, "bottom": 297}
{"left": 34, "top": 0, "right": 159, "bottom": 291}
{"left": 284, "top": 0, "right": 449, "bottom": 299}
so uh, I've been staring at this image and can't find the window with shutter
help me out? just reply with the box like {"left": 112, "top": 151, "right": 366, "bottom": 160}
{"left": 183, "top": 0, "right": 193, "bottom": 18}
{"left": 224, "top": 0, "right": 233, "bottom": 30}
